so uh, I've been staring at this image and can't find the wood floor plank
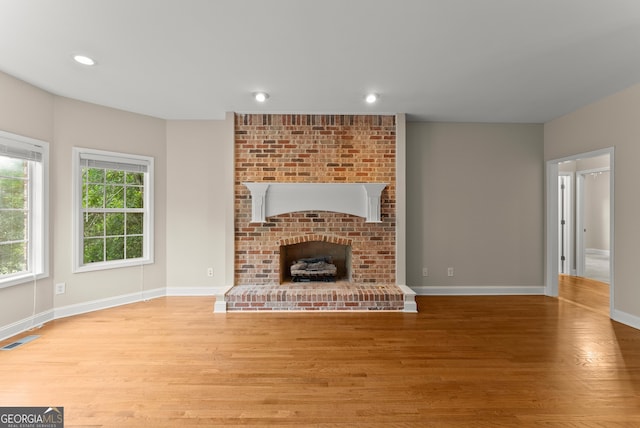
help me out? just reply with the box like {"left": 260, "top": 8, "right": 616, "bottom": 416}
{"left": 1, "top": 295, "right": 640, "bottom": 427}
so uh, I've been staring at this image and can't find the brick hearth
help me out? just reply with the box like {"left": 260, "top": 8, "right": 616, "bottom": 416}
{"left": 225, "top": 283, "right": 405, "bottom": 311}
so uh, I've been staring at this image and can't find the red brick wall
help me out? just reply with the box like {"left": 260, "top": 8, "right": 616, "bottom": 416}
{"left": 234, "top": 114, "right": 396, "bottom": 285}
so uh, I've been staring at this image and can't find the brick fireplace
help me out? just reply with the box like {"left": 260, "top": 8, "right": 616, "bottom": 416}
{"left": 224, "top": 113, "right": 414, "bottom": 311}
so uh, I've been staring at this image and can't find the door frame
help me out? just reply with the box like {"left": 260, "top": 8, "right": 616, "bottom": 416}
{"left": 545, "top": 147, "right": 614, "bottom": 316}
{"left": 558, "top": 173, "right": 573, "bottom": 275}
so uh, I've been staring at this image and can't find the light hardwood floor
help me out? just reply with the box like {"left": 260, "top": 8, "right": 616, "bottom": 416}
{"left": 1, "top": 293, "right": 640, "bottom": 427}
{"left": 559, "top": 274, "right": 610, "bottom": 316}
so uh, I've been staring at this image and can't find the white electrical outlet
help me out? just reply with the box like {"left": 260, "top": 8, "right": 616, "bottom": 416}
{"left": 55, "top": 282, "right": 66, "bottom": 295}
{"left": 207, "top": 267, "right": 214, "bottom": 277}
{"left": 422, "top": 267, "right": 428, "bottom": 277}
{"left": 447, "top": 267, "right": 454, "bottom": 277}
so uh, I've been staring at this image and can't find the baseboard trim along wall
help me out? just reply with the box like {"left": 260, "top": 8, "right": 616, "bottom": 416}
{"left": 54, "top": 288, "right": 167, "bottom": 320}
{"left": 0, "top": 310, "right": 55, "bottom": 342}
{"left": 613, "top": 309, "right": 640, "bottom": 331}
{"left": 1, "top": 286, "right": 229, "bottom": 342}
{"left": 410, "top": 285, "right": 546, "bottom": 296}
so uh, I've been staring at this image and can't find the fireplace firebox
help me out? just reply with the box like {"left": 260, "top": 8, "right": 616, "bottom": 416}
{"left": 280, "top": 241, "right": 351, "bottom": 284}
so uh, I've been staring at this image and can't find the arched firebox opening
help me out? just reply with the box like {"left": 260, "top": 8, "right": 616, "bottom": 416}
{"left": 279, "top": 240, "right": 352, "bottom": 284}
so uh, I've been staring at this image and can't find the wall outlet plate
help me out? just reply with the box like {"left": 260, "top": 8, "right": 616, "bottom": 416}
{"left": 55, "top": 282, "right": 65, "bottom": 294}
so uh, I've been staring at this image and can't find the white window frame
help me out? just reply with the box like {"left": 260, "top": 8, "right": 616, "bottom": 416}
{"left": 72, "top": 147, "right": 154, "bottom": 273}
{"left": 0, "top": 130, "right": 49, "bottom": 289}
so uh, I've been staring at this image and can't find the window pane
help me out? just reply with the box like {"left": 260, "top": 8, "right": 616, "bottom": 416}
{"left": 126, "top": 213, "right": 143, "bottom": 235}
{"left": 106, "top": 170, "right": 124, "bottom": 184}
{"left": 105, "top": 185, "right": 124, "bottom": 208}
{"left": 0, "top": 177, "right": 27, "bottom": 209}
{"left": 105, "top": 237, "right": 124, "bottom": 261}
{"left": 105, "top": 212, "right": 125, "bottom": 236}
{"left": 0, "top": 242, "right": 27, "bottom": 275}
{"left": 84, "top": 238, "right": 104, "bottom": 264}
{"left": 0, "top": 210, "right": 27, "bottom": 241}
{"left": 126, "top": 236, "right": 143, "bottom": 259}
{"left": 85, "top": 168, "right": 105, "bottom": 184}
{"left": 0, "top": 157, "right": 26, "bottom": 178}
{"left": 126, "top": 172, "right": 144, "bottom": 185}
{"left": 126, "top": 186, "right": 143, "bottom": 209}
{"left": 83, "top": 213, "right": 104, "bottom": 237}
{"left": 85, "top": 184, "right": 105, "bottom": 208}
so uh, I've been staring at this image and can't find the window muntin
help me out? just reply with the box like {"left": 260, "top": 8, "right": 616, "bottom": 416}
{"left": 0, "top": 131, "right": 48, "bottom": 288}
{"left": 73, "top": 148, "right": 153, "bottom": 272}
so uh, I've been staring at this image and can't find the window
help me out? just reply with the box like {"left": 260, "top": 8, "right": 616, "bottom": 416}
{"left": 73, "top": 148, "right": 154, "bottom": 272}
{"left": 0, "top": 131, "right": 48, "bottom": 288}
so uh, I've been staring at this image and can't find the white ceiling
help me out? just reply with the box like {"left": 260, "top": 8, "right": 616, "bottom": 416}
{"left": 1, "top": 0, "right": 640, "bottom": 122}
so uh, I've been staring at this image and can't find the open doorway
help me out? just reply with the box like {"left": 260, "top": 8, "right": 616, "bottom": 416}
{"left": 577, "top": 167, "right": 610, "bottom": 283}
{"left": 546, "top": 148, "right": 614, "bottom": 316}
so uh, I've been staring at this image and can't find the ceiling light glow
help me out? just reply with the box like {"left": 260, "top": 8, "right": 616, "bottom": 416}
{"left": 365, "top": 93, "right": 378, "bottom": 104}
{"left": 254, "top": 92, "right": 269, "bottom": 102}
{"left": 73, "top": 54, "right": 96, "bottom": 66}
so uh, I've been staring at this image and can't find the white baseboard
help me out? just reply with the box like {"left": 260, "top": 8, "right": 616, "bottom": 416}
{"left": 2, "top": 286, "right": 235, "bottom": 341}
{"left": 0, "top": 310, "right": 55, "bottom": 342}
{"left": 54, "top": 287, "right": 166, "bottom": 320}
{"left": 409, "top": 285, "right": 545, "bottom": 296}
{"left": 612, "top": 309, "right": 640, "bottom": 331}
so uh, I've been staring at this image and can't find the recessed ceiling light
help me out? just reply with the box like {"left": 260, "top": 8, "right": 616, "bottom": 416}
{"left": 253, "top": 92, "right": 269, "bottom": 102}
{"left": 73, "top": 54, "right": 96, "bottom": 66}
{"left": 365, "top": 93, "right": 379, "bottom": 104}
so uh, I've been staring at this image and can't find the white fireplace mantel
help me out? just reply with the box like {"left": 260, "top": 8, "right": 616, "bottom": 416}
{"left": 243, "top": 182, "right": 388, "bottom": 223}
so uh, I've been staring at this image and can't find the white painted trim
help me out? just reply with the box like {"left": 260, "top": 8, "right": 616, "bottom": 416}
{"left": 71, "top": 147, "right": 155, "bottom": 273}
{"left": 395, "top": 113, "right": 407, "bottom": 288}
{"left": 410, "top": 285, "right": 545, "bottom": 296}
{"left": 558, "top": 173, "right": 573, "bottom": 275}
{"left": 0, "top": 131, "right": 50, "bottom": 289}
{"left": 613, "top": 309, "right": 640, "bottom": 330}
{"left": 609, "top": 149, "right": 616, "bottom": 317}
{"left": 54, "top": 287, "right": 165, "bottom": 320}
{"left": 244, "top": 182, "right": 387, "bottom": 223}
{"left": 1, "top": 285, "right": 236, "bottom": 341}
{"left": 224, "top": 112, "right": 236, "bottom": 288}
{"left": 213, "top": 285, "right": 234, "bottom": 313}
{"left": 397, "top": 283, "right": 417, "bottom": 313}
{"left": 576, "top": 170, "right": 585, "bottom": 276}
{"left": 545, "top": 161, "right": 560, "bottom": 297}
{"left": 0, "top": 310, "right": 54, "bottom": 342}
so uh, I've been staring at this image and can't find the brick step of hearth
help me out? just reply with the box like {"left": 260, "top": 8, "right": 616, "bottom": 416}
{"left": 224, "top": 283, "right": 405, "bottom": 311}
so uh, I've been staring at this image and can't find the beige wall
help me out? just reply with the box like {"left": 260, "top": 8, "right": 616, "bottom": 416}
{"left": 0, "top": 70, "right": 236, "bottom": 338}
{"left": 52, "top": 97, "right": 167, "bottom": 306}
{"left": 406, "top": 122, "right": 544, "bottom": 289}
{"left": 0, "top": 73, "right": 54, "bottom": 329}
{"left": 545, "top": 82, "right": 640, "bottom": 318}
{"left": 165, "top": 117, "right": 234, "bottom": 290}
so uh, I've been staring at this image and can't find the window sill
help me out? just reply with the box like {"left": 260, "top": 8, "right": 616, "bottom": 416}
{"left": 0, "top": 272, "right": 49, "bottom": 289}
{"left": 73, "top": 258, "right": 154, "bottom": 274}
